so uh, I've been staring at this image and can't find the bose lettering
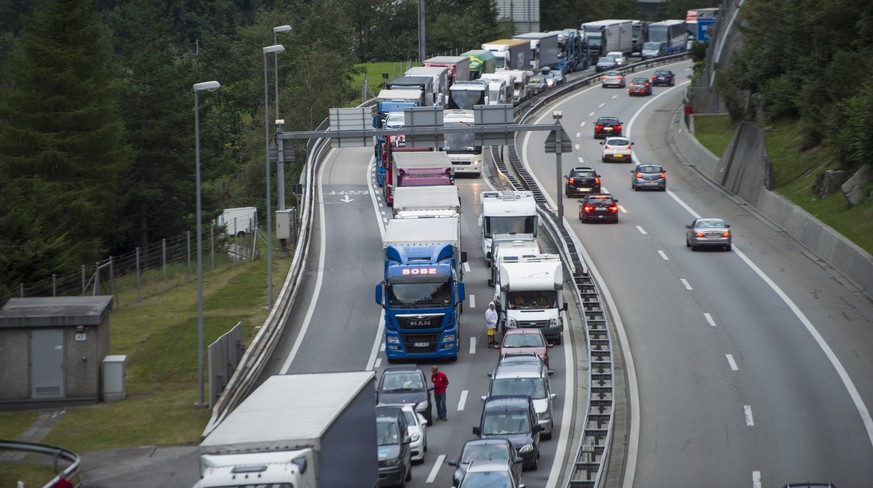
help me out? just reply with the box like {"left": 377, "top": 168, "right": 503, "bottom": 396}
{"left": 401, "top": 268, "right": 438, "bottom": 275}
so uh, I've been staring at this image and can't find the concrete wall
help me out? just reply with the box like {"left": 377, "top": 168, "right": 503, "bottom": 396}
{"left": 670, "top": 110, "right": 873, "bottom": 299}
{"left": 0, "top": 330, "right": 31, "bottom": 400}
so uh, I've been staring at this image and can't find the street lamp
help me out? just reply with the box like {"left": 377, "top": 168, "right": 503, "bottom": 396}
{"left": 263, "top": 44, "right": 285, "bottom": 309}
{"left": 193, "top": 80, "right": 220, "bottom": 407}
{"left": 553, "top": 111, "right": 564, "bottom": 224}
{"left": 272, "top": 25, "right": 292, "bottom": 213}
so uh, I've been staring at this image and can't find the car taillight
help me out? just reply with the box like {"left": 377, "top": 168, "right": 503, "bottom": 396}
{"left": 605, "top": 145, "right": 611, "bottom": 149}
{"left": 645, "top": 82, "right": 650, "bottom": 86}
{"left": 661, "top": 172, "right": 667, "bottom": 178}
{"left": 601, "top": 76, "right": 606, "bottom": 81}
{"left": 695, "top": 232, "right": 705, "bottom": 237}
{"left": 595, "top": 177, "right": 601, "bottom": 184}
{"left": 635, "top": 172, "right": 642, "bottom": 178}
{"left": 626, "top": 145, "right": 631, "bottom": 150}
{"left": 722, "top": 231, "right": 731, "bottom": 237}
{"left": 615, "top": 125, "right": 622, "bottom": 131}
{"left": 652, "top": 75, "right": 656, "bottom": 79}
{"left": 609, "top": 205, "right": 618, "bottom": 212}
{"left": 584, "top": 205, "right": 593, "bottom": 212}
{"left": 618, "top": 75, "right": 623, "bottom": 80}
{"left": 595, "top": 125, "right": 604, "bottom": 130}
{"left": 568, "top": 178, "right": 574, "bottom": 184}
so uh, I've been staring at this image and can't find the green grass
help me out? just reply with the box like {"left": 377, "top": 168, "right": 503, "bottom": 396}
{"left": 692, "top": 113, "right": 735, "bottom": 157}
{"left": 694, "top": 116, "right": 873, "bottom": 256}
{"left": 0, "top": 254, "right": 287, "bottom": 456}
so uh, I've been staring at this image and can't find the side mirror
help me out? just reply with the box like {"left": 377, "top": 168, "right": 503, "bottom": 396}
{"left": 685, "top": 224, "right": 692, "bottom": 229}
{"left": 457, "top": 282, "right": 466, "bottom": 302}
{"left": 448, "top": 459, "right": 459, "bottom": 467}
{"left": 375, "top": 285, "right": 384, "bottom": 307}
{"left": 472, "top": 426, "right": 481, "bottom": 436}
{"left": 550, "top": 393, "right": 557, "bottom": 400}
{"left": 480, "top": 395, "right": 486, "bottom": 402}
{"left": 460, "top": 251, "right": 468, "bottom": 263}
{"left": 562, "top": 303, "right": 568, "bottom": 312}
{"left": 487, "top": 278, "right": 494, "bottom": 287}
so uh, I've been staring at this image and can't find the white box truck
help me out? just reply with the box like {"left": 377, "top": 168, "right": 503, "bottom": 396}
{"left": 496, "top": 254, "right": 568, "bottom": 345}
{"left": 217, "top": 207, "right": 257, "bottom": 237}
{"left": 392, "top": 185, "right": 461, "bottom": 219}
{"left": 481, "top": 39, "right": 532, "bottom": 71}
{"left": 479, "top": 191, "right": 538, "bottom": 263}
{"left": 195, "top": 371, "right": 378, "bottom": 488}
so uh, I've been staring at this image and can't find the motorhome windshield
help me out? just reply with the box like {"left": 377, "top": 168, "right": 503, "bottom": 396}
{"left": 507, "top": 290, "right": 557, "bottom": 309}
{"left": 483, "top": 216, "right": 537, "bottom": 238}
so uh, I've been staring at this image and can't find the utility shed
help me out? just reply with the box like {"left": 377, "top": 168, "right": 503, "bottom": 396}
{"left": 0, "top": 296, "right": 112, "bottom": 411}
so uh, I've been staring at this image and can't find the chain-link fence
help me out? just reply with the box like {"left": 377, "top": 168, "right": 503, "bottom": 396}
{"left": 2, "top": 223, "right": 264, "bottom": 309}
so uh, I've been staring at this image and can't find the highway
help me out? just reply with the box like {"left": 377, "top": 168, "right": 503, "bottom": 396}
{"left": 261, "top": 59, "right": 873, "bottom": 487}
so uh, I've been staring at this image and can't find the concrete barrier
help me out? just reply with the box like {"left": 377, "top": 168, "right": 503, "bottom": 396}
{"left": 670, "top": 109, "right": 873, "bottom": 299}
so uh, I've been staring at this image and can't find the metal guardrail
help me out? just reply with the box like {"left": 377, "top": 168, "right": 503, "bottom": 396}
{"left": 0, "top": 440, "right": 81, "bottom": 488}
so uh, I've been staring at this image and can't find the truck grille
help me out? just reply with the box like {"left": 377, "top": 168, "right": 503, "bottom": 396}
{"left": 396, "top": 313, "right": 444, "bottom": 329}
{"left": 403, "top": 333, "right": 440, "bottom": 353}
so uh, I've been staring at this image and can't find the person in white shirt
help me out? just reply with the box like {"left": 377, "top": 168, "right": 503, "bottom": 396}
{"left": 485, "top": 301, "right": 499, "bottom": 348}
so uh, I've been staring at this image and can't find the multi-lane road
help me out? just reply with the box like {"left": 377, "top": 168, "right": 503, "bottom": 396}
{"left": 262, "top": 59, "right": 873, "bottom": 487}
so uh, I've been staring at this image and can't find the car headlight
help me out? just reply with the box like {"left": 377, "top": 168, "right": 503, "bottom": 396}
{"left": 386, "top": 336, "right": 400, "bottom": 344}
{"left": 518, "top": 444, "right": 534, "bottom": 454}
{"left": 538, "top": 411, "right": 551, "bottom": 421}
{"left": 385, "top": 456, "right": 403, "bottom": 466}
{"left": 443, "top": 333, "right": 455, "bottom": 343}
{"left": 508, "top": 318, "right": 518, "bottom": 328}
{"left": 549, "top": 317, "right": 559, "bottom": 328}
{"left": 410, "top": 432, "right": 421, "bottom": 442}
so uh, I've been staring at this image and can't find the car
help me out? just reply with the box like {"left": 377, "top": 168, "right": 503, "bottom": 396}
{"left": 630, "top": 163, "right": 666, "bottom": 191}
{"left": 447, "top": 438, "right": 522, "bottom": 488}
{"left": 628, "top": 77, "right": 652, "bottom": 96}
{"left": 600, "top": 136, "right": 633, "bottom": 163}
{"left": 641, "top": 41, "right": 665, "bottom": 59}
{"left": 399, "top": 404, "right": 428, "bottom": 463}
{"left": 551, "top": 69, "right": 565, "bottom": 85}
{"left": 473, "top": 395, "right": 542, "bottom": 470}
{"left": 500, "top": 328, "right": 553, "bottom": 367}
{"left": 564, "top": 166, "right": 601, "bottom": 197}
{"left": 685, "top": 218, "right": 732, "bottom": 251}
{"left": 593, "top": 116, "right": 622, "bottom": 139}
{"left": 579, "top": 193, "right": 620, "bottom": 223}
{"left": 457, "top": 459, "right": 526, "bottom": 488}
{"left": 377, "top": 367, "right": 434, "bottom": 423}
{"left": 600, "top": 70, "right": 625, "bottom": 88}
{"left": 595, "top": 55, "right": 618, "bottom": 72}
{"left": 384, "top": 111, "right": 406, "bottom": 129}
{"left": 376, "top": 405, "right": 413, "bottom": 487}
{"left": 527, "top": 75, "right": 546, "bottom": 95}
{"left": 486, "top": 356, "right": 557, "bottom": 439}
{"left": 651, "top": 69, "right": 675, "bottom": 86}
{"left": 540, "top": 67, "right": 557, "bottom": 88}
{"left": 606, "top": 51, "right": 627, "bottom": 67}
{"left": 496, "top": 352, "right": 552, "bottom": 375}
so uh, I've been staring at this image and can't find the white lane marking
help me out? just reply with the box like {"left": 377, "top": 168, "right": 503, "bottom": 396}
{"left": 380, "top": 342, "right": 385, "bottom": 351}
{"left": 470, "top": 336, "right": 477, "bottom": 354}
{"left": 704, "top": 313, "right": 716, "bottom": 327}
{"left": 578, "top": 156, "right": 584, "bottom": 163}
{"left": 469, "top": 293, "right": 476, "bottom": 309}
{"left": 576, "top": 132, "right": 581, "bottom": 138}
{"left": 618, "top": 205, "right": 628, "bottom": 213}
{"left": 598, "top": 102, "right": 605, "bottom": 108}
{"left": 575, "top": 144, "right": 580, "bottom": 150}
{"left": 587, "top": 113, "right": 594, "bottom": 118}
{"left": 374, "top": 358, "right": 382, "bottom": 369}
{"left": 657, "top": 250, "right": 669, "bottom": 260}
{"left": 752, "top": 471, "right": 762, "bottom": 488}
{"left": 680, "top": 278, "right": 693, "bottom": 290}
{"left": 458, "top": 390, "right": 468, "bottom": 411}
{"left": 744, "top": 405, "right": 755, "bottom": 426}
{"left": 636, "top": 225, "right": 647, "bottom": 235}
{"left": 426, "top": 454, "right": 446, "bottom": 483}
{"left": 463, "top": 261, "right": 471, "bottom": 274}
{"left": 733, "top": 245, "right": 873, "bottom": 446}
{"left": 611, "top": 94, "right": 618, "bottom": 99}
{"left": 726, "top": 354, "right": 738, "bottom": 371}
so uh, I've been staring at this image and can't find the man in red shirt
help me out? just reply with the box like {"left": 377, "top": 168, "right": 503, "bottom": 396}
{"left": 431, "top": 365, "right": 449, "bottom": 421}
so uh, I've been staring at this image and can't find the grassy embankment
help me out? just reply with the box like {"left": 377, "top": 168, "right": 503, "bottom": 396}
{"left": 693, "top": 114, "right": 873, "bottom": 256}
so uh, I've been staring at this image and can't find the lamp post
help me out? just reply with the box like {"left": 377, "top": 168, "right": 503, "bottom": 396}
{"left": 272, "top": 25, "right": 292, "bottom": 214}
{"left": 263, "top": 44, "right": 285, "bottom": 309}
{"left": 553, "top": 111, "right": 564, "bottom": 224}
{"left": 193, "top": 80, "right": 220, "bottom": 407}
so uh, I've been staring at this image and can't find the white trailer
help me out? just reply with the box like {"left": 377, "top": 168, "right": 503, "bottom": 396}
{"left": 384, "top": 216, "right": 465, "bottom": 271}
{"left": 479, "top": 191, "right": 538, "bottom": 263}
{"left": 392, "top": 185, "right": 461, "bottom": 219}
{"left": 217, "top": 207, "right": 257, "bottom": 237}
{"left": 513, "top": 32, "right": 560, "bottom": 71}
{"left": 582, "top": 19, "right": 633, "bottom": 60}
{"left": 496, "top": 254, "right": 567, "bottom": 344}
{"left": 405, "top": 66, "right": 449, "bottom": 106}
{"left": 196, "top": 372, "right": 378, "bottom": 488}
{"left": 481, "top": 38, "right": 531, "bottom": 71}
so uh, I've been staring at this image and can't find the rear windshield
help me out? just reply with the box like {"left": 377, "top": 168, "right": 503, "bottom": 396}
{"left": 638, "top": 165, "right": 662, "bottom": 173}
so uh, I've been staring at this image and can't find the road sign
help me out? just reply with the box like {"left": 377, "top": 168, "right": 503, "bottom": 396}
{"left": 544, "top": 128, "right": 572, "bottom": 153}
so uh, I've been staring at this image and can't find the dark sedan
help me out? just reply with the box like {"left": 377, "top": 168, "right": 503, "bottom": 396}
{"left": 447, "top": 438, "right": 522, "bottom": 488}
{"left": 651, "top": 69, "right": 675, "bottom": 86}
{"left": 579, "top": 193, "right": 620, "bottom": 223}
{"left": 593, "top": 116, "right": 622, "bottom": 139}
{"left": 628, "top": 77, "right": 652, "bottom": 96}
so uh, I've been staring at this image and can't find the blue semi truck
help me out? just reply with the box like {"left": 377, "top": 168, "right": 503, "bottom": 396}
{"left": 375, "top": 217, "right": 466, "bottom": 361}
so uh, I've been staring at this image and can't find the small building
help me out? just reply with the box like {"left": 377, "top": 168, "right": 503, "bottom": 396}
{"left": 0, "top": 296, "right": 113, "bottom": 411}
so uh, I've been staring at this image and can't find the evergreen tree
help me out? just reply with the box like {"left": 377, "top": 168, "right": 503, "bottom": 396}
{"left": 0, "top": 0, "right": 130, "bottom": 290}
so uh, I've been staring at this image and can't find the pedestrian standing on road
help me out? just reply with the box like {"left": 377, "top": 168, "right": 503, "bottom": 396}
{"left": 485, "top": 301, "right": 499, "bottom": 348}
{"left": 52, "top": 472, "right": 74, "bottom": 488}
{"left": 431, "top": 365, "right": 449, "bottom": 421}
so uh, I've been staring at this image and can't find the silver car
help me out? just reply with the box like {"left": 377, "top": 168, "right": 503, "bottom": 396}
{"left": 601, "top": 136, "right": 633, "bottom": 162}
{"left": 600, "top": 70, "right": 625, "bottom": 88}
{"left": 630, "top": 163, "right": 666, "bottom": 190}
{"left": 686, "top": 218, "right": 732, "bottom": 251}
{"left": 401, "top": 404, "right": 428, "bottom": 463}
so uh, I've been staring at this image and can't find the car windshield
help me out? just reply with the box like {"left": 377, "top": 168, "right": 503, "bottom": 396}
{"left": 491, "top": 377, "right": 547, "bottom": 399}
{"left": 644, "top": 42, "right": 662, "bottom": 50}
{"left": 639, "top": 165, "right": 661, "bottom": 173}
{"left": 599, "top": 56, "right": 616, "bottom": 64}
{"left": 504, "top": 333, "right": 544, "bottom": 348}
{"left": 656, "top": 71, "right": 671, "bottom": 76}
{"left": 632, "top": 78, "right": 648, "bottom": 84}
{"left": 586, "top": 197, "right": 615, "bottom": 206}
{"left": 460, "top": 444, "right": 510, "bottom": 465}
{"left": 377, "top": 420, "right": 400, "bottom": 446}
{"left": 482, "top": 412, "right": 531, "bottom": 435}
{"left": 597, "top": 118, "right": 618, "bottom": 125}
{"left": 606, "top": 138, "right": 628, "bottom": 146}
{"left": 697, "top": 219, "right": 726, "bottom": 228}
{"left": 459, "top": 471, "right": 511, "bottom": 488}
{"left": 385, "top": 113, "right": 405, "bottom": 129}
{"left": 381, "top": 372, "right": 425, "bottom": 392}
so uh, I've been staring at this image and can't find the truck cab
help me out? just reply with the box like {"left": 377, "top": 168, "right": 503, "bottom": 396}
{"left": 442, "top": 110, "right": 482, "bottom": 175}
{"left": 479, "top": 191, "right": 538, "bottom": 263}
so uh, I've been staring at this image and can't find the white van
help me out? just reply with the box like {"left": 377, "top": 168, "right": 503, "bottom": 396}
{"left": 217, "top": 207, "right": 257, "bottom": 236}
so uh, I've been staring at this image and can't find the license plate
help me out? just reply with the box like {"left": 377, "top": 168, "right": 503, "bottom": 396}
{"left": 614, "top": 154, "right": 624, "bottom": 158}
{"left": 604, "top": 128, "right": 613, "bottom": 132}
{"left": 413, "top": 342, "right": 430, "bottom": 348}
{"left": 595, "top": 207, "right": 607, "bottom": 211}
